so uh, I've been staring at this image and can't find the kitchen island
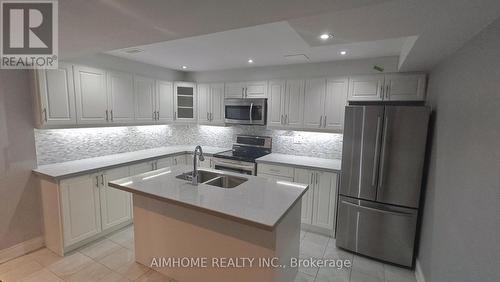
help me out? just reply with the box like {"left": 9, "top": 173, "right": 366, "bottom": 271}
{"left": 109, "top": 166, "right": 308, "bottom": 282}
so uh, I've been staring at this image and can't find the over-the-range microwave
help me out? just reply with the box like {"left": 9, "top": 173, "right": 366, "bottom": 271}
{"left": 224, "top": 98, "right": 267, "bottom": 125}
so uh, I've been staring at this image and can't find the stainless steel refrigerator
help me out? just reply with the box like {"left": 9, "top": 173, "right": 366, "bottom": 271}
{"left": 336, "top": 105, "right": 430, "bottom": 267}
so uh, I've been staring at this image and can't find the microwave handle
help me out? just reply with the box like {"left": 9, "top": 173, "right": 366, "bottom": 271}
{"left": 249, "top": 103, "right": 253, "bottom": 123}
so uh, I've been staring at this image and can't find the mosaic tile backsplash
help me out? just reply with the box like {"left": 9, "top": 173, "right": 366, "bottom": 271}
{"left": 34, "top": 125, "right": 343, "bottom": 165}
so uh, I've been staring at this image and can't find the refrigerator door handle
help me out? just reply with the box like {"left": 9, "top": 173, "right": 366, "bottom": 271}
{"left": 378, "top": 115, "right": 390, "bottom": 188}
{"left": 371, "top": 115, "right": 382, "bottom": 186}
{"left": 340, "top": 200, "right": 414, "bottom": 217}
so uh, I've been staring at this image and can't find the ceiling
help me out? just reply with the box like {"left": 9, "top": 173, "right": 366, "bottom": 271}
{"left": 60, "top": 0, "right": 500, "bottom": 72}
{"left": 106, "top": 21, "right": 408, "bottom": 71}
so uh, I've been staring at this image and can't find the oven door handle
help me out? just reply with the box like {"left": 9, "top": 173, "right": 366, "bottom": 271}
{"left": 213, "top": 161, "right": 255, "bottom": 170}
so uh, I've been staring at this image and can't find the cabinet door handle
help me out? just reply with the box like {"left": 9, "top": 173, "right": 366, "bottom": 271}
{"left": 280, "top": 115, "right": 284, "bottom": 124}
{"left": 101, "top": 174, "right": 105, "bottom": 186}
{"left": 43, "top": 108, "right": 48, "bottom": 122}
{"left": 323, "top": 115, "right": 327, "bottom": 128}
{"left": 110, "top": 110, "right": 114, "bottom": 121}
{"left": 242, "top": 88, "right": 245, "bottom": 98}
{"left": 105, "top": 110, "right": 109, "bottom": 121}
{"left": 210, "top": 112, "right": 213, "bottom": 121}
{"left": 174, "top": 111, "right": 177, "bottom": 120}
{"left": 380, "top": 85, "right": 384, "bottom": 99}
{"left": 151, "top": 162, "right": 155, "bottom": 170}
{"left": 285, "top": 114, "right": 288, "bottom": 124}
{"left": 157, "top": 111, "right": 160, "bottom": 120}
{"left": 319, "top": 116, "right": 323, "bottom": 128}
{"left": 385, "top": 85, "right": 390, "bottom": 99}
{"left": 315, "top": 172, "right": 319, "bottom": 184}
{"left": 95, "top": 176, "right": 99, "bottom": 187}
{"left": 207, "top": 112, "right": 209, "bottom": 121}
{"left": 310, "top": 172, "right": 314, "bottom": 185}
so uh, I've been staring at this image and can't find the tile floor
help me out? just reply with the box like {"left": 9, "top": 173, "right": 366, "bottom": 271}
{"left": 0, "top": 225, "right": 416, "bottom": 282}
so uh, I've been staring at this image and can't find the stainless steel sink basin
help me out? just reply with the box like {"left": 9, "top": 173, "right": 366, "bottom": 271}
{"left": 176, "top": 170, "right": 247, "bottom": 188}
{"left": 175, "top": 170, "right": 220, "bottom": 183}
{"left": 204, "top": 175, "right": 248, "bottom": 188}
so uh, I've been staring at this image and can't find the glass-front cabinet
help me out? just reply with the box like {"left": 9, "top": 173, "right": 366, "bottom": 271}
{"left": 174, "top": 82, "right": 197, "bottom": 121}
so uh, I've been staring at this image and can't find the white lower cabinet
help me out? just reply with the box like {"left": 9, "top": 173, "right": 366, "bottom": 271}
{"left": 294, "top": 169, "right": 314, "bottom": 224}
{"left": 311, "top": 171, "right": 337, "bottom": 230}
{"left": 60, "top": 167, "right": 133, "bottom": 249}
{"left": 60, "top": 174, "right": 102, "bottom": 247}
{"left": 257, "top": 163, "right": 338, "bottom": 235}
{"left": 100, "top": 166, "right": 132, "bottom": 231}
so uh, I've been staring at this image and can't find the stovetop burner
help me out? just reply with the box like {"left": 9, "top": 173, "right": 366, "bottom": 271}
{"left": 213, "top": 135, "right": 272, "bottom": 163}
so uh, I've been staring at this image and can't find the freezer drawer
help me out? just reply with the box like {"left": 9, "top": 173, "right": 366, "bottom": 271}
{"left": 336, "top": 196, "right": 418, "bottom": 267}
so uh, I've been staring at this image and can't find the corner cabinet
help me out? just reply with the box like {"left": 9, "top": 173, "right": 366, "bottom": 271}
{"left": 174, "top": 82, "right": 197, "bottom": 122}
{"left": 197, "top": 83, "right": 224, "bottom": 125}
{"left": 348, "top": 73, "right": 426, "bottom": 102}
{"left": 257, "top": 163, "right": 338, "bottom": 236}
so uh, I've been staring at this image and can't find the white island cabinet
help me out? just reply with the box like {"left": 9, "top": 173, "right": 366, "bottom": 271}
{"left": 109, "top": 166, "right": 307, "bottom": 282}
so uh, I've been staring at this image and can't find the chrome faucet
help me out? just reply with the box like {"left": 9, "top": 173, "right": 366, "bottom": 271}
{"left": 191, "top": 145, "right": 205, "bottom": 185}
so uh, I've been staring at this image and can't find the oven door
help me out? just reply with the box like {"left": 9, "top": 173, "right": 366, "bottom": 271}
{"left": 224, "top": 98, "right": 266, "bottom": 125}
{"left": 212, "top": 158, "right": 256, "bottom": 175}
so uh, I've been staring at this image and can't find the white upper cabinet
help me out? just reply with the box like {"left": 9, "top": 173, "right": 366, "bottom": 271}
{"left": 348, "top": 73, "right": 426, "bottom": 102}
{"left": 385, "top": 74, "right": 426, "bottom": 101}
{"left": 35, "top": 63, "right": 76, "bottom": 126}
{"left": 224, "top": 82, "right": 245, "bottom": 98}
{"left": 348, "top": 74, "right": 385, "bottom": 101}
{"left": 197, "top": 83, "right": 210, "bottom": 124}
{"left": 267, "top": 80, "right": 286, "bottom": 127}
{"left": 174, "top": 82, "right": 197, "bottom": 121}
{"left": 245, "top": 81, "right": 267, "bottom": 98}
{"left": 225, "top": 81, "right": 267, "bottom": 98}
{"left": 324, "top": 78, "right": 348, "bottom": 131}
{"left": 303, "top": 77, "right": 347, "bottom": 131}
{"left": 267, "top": 79, "right": 304, "bottom": 128}
{"left": 284, "top": 79, "right": 305, "bottom": 128}
{"left": 74, "top": 65, "right": 108, "bottom": 124}
{"left": 303, "top": 78, "right": 326, "bottom": 129}
{"left": 156, "top": 80, "right": 174, "bottom": 122}
{"left": 134, "top": 76, "right": 156, "bottom": 122}
{"left": 107, "top": 71, "right": 135, "bottom": 123}
{"left": 197, "top": 83, "right": 224, "bottom": 125}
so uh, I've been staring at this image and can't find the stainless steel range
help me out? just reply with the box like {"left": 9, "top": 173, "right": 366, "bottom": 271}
{"left": 212, "top": 135, "right": 272, "bottom": 175}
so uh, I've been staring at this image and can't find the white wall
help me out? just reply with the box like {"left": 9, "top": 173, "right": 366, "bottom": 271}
{"left": 66, "top": 53, "right": 186, "bottom": 81}
{"left": 418, "top": 17, "right": 500, "bottom": 282}
{"left": 186, "top": 56, "right": 399, "bottom": 82}
{"left": 0, "top": 70, "right": 42, "bottom": 251}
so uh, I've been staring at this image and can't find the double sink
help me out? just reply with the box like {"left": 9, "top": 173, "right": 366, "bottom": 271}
{"left": 176, "top": 170, "right": 248, "bottom": 188}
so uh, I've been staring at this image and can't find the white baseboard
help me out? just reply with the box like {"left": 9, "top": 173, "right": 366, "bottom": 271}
{"left": 415, "top": 260, "right": 426, "bottom": 282}
{"left": 0, "top": 236, "right": 45, "bottom": 264}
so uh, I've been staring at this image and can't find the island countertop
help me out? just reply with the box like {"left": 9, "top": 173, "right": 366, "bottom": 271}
{"left": 109, "top": 166, "right": 308, "bottom": 230}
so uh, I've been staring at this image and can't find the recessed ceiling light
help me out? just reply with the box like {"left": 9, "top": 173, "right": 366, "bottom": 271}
{"left": 320, "top": 33, "right": 333, "bottom": 40}
{"left": 247, "top": 58, "right": 254, "bottom": 64}
{"left": 340, "top": 51, "right": 347, "bottom": 55}
{"left": 181, "top": 65, "right": 187, "bottom": 69}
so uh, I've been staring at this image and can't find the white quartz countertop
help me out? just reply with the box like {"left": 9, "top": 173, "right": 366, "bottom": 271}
{"left": 32, "top": 145, "right": 229, "bottom": 180}
{"left": 109, "top": 166, "right": 308, "bottom": 230}
{"left": 256, "top": 153, "right": 341, "bottom": 172}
